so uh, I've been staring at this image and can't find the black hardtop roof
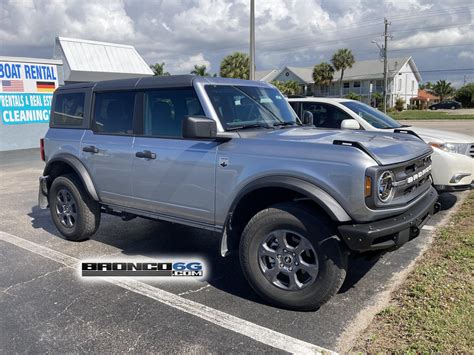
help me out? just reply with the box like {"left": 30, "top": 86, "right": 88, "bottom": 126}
{"left": 55, "top": 74, "right": 273, "bottom": 92}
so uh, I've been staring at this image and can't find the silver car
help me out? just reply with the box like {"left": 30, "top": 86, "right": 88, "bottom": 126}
{"left": 39, "top": 76, "right": 439, "bottom": 310}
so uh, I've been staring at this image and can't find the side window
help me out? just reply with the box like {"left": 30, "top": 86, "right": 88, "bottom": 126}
{"left": 303, "top": 102, "right": 352, "bottom": 129}
{"left": 52, "top": 93, "right": 85, "bottom": 127}
{"left": 143, "top": 88, "right": 204, "bottom": 137}
{"left": 289, "top": 101, "right": 300, "bottom": 117}
{"left": 93, "top": 91, "right": 135, "bottom": 135}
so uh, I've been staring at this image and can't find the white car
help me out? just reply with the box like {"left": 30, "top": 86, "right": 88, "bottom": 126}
{"left": 288, "top": 97, "right": 473, "bottom": 191}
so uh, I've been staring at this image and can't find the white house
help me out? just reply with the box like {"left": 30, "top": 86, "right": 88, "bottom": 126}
{"left": 256, "top": 56, "right": 422, "bottom": 108}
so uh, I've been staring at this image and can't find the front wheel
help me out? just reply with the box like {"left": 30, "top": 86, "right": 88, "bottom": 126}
{"left": 239, "top": 202, "right": 348, "bottom": 311}
{"left": 49, "top": 174, "right": 101, "bottom": 241}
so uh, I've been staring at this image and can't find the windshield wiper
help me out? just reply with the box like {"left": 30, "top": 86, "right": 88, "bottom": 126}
{"left": 226, "top": 123, "right": 273, "bottom": 131}
{"left": 273, "top": 121, "right": 299, "bottom": 128}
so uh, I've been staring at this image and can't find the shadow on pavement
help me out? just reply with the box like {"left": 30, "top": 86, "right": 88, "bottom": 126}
{"left": 27, "top": 189, "right": 458, "bottom": 309}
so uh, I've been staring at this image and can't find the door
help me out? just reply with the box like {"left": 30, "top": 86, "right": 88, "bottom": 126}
{"left": 80, "top": 91, "right": 136, "bottom": 206}
{"left": 130, "top": 88, "right": 217, "bottom": 225}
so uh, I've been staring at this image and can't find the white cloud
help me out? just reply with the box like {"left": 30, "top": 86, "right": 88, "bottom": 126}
{"left": 458, "top": 50, "right": 474, "bottom": 61}
{"left": 170, "top": 53, "right": 212, "bottom": 74}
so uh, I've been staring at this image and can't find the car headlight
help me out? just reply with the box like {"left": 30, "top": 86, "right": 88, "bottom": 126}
{"left": 377, "top": 171, "right": 395, "bottom": 203}
{"left": 430, "top": 142, "right": 469, "bottom": 155}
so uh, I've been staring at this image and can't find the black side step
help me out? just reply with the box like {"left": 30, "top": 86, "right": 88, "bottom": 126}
{"left": 333, "top": 140, "right": 382, "bottom": 165}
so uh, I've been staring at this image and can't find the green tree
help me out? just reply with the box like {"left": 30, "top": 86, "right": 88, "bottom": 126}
{"left": 454, "top": 83, "right": 474, "bottom": 107}
{"left": 372, "top": 92, "right": 383, "bottom": 108}
{"left": 331, "top": 48, "right": 355, "bottom": 97}
{"left": 191, "top": 64, "right": 210, "bottom": 76}
{"left": 272, "top": 80, "right": 302, "bottom": 96}
{"left": 219, "top": 52, "right": 249, "bottom": 79}
{"left": 395, "top": 97, "right": 405, "bottom": 111}
{"left": 344, "top": 92, "right": 361, "bottom": 101}
{"left": 149, "top": 62, "right": 170, "bottom": 76}
{"left": 432, "top": 80, "right": 454, "bottom": 101}
{"left": 312, "top": 62, "right": 334, "bottom": 95}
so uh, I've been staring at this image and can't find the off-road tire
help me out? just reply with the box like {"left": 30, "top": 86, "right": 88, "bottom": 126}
{"left": 49, "top": 174, "right": 100, "bottom": 241}
{"left": 240, "top": 202, "right": 348, "bottom": 311}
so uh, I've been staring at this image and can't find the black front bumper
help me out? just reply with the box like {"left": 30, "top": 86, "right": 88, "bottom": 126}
{"left": 338, "top": 187, "right": 440, "bottom": 252}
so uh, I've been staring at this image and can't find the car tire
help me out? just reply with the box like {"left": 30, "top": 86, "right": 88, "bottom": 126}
{"left": 49, "top": 174, "right": 101, "bottom": 241}
{"left": 239, "top": 202, "right": 348, "bottom": 311}
{"left": 451, "top": 106, "right": 456, "bottom": 110}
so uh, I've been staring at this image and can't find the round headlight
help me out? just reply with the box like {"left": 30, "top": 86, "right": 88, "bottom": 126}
{"left": 377, "top": 171, "right": 395, "bottom": 203}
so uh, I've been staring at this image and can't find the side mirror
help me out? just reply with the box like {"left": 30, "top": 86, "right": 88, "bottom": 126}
{"left": 183, "top": 116, "right": 217, "bottom": 139}
{"left": 302, "top": 110, "right": 313, "bottom": 125}
{"left": 340, "top": 119, "right": 360, "bottom": 130}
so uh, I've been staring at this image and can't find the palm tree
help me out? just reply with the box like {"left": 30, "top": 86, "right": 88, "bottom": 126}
{"left": 219, "top": 52, "right": 249, "bottom": 79}
{"left": 191, "top": 65, "right": 210, "bottom": 76}
{"left": 150, "top": 62, "right": 170, "bottom": 76}
{"left": 312, "top": 62, "right": 334, "bottom": 95}
{"left": 272, "top": 80, "right": 302, "bottom": 96}
{"left": 331, "top": 48, "right": 355, "bottom": 97}
{"left": 432, "top": 80, "right": 454, "bottom": 101}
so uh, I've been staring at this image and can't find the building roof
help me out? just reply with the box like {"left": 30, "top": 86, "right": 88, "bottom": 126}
{"left": 258, "top": 57, "right": 421, "bottom": 84}
{"left": 0, "top": 56, "right": 62, "bottom": 66}
{"left": 413, "top": 89, "right": 440, "bottom": 102}
{"left": 54, "top": 37, "right": 153, "bottom": 82}
{"left": 255, "top": 69, "right": 281, "bottom": 82}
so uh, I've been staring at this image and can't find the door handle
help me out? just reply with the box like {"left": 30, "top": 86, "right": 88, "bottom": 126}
{"left": 135, "top": 150, "right": 156, "bottom": 159}
{"left": 83, "top": 145, "right": 99, "bottom": 153}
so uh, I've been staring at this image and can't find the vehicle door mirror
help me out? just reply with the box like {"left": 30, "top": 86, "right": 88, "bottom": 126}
{"left": 340, "top": 119, "right": 360, "bottom": 130}
{"left": 182, "top": 116, "right": 217, "bottom": 139}
{"left": 302, "top": 110, "right": 313, "bottom": 125}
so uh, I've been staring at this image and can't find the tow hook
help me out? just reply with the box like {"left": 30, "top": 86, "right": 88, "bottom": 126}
{"left": 434, "top": 202, "right": 441, "bottom": 214}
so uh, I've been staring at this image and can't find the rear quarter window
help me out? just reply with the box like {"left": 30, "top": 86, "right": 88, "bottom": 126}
{"left": 52, "top": 92, "right": 86, "bottom": 127}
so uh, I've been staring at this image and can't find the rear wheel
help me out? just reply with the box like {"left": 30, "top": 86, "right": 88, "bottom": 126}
{"left": 451, "top": 106, "right": 456, "bottom": 110}
{"left": 49, "top": 174, "right": 100, "bottom": 241}
{"left": 239, "top": 202, "right": 348, "bottom": 311}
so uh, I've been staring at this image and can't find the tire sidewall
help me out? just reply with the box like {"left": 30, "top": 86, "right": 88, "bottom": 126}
{"left": 240, "top": 205, "right": 346, "bottom": 310}
{"left": 49, "top": 176, "right": 85, "bottom": 239}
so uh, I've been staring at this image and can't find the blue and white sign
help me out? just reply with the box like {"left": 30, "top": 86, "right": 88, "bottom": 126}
{"left": 0, "top": 93, "right": 52, "bottom": 124}
{"left": 0, "top": 60, "right": 59, "bottom": 125}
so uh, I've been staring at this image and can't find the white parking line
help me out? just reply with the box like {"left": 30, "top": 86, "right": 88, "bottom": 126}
{"left": 422, "top": 225, "right": 436, "bottom": 231}
{"left": 0, "top": 231, "right": 335, "bottom": 355}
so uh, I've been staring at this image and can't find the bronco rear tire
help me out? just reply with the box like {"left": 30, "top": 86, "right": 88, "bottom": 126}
{"left": 239, "top": 202, "right": 347, "bottom": 311}
{"left": 49, "top": 174, "right": 100, "bottom": 241}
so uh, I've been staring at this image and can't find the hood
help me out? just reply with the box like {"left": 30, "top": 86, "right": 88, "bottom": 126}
{"left": 240, "top": 127, "right": 432, "bottom": 166}
{"left": 406, "top": 126, "right": 474, "bottom": 144}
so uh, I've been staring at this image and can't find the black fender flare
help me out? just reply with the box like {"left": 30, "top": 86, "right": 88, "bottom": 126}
{"left": 43, "top": 153, "right": 99, "bottom": 201}
{"left": 220, "top": 175, "right": 352, "bottom": 256}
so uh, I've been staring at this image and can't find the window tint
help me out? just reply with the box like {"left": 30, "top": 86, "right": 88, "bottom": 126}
{"left": 53, "top": 93, "right": 85, "bottom": 126}
{"left": 143, "top": 88, "right": 204, "bottom": 137}
{"left": 93, "top": 91, "right": 135, "bottom": 134}
{"left": 302, "top": 102, "right": 352, "bottom": 129}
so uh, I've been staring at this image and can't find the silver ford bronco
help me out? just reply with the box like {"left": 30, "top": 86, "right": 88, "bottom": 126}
{"left": 39, "top": 75, "right": 439, "bottom": 310}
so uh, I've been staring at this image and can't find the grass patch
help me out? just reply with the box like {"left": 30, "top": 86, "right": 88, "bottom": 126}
{"left": 353, "top": 192, "right": 474, "bottom": 353}
{"left": 389, "top": 110, "right": 474, "bottom": 120}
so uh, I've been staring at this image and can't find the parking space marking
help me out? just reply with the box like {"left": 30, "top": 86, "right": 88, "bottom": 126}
{"left": 0, "top": 231, "right": 335, "bottom": 355}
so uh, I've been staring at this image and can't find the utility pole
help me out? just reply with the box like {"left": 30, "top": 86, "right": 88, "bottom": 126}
{"left": 382, "top": 18, "right": 391, "bottom": 113}
{"left": 249, "top": 0, "right": 255, "bottom": 80}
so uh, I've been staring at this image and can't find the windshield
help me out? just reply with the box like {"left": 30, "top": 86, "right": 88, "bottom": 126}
{"left": 205, "top": 85, "right": 298, "bottom": 130}
{"left": 341, "top": 101, "right": 402, "bottom": 129}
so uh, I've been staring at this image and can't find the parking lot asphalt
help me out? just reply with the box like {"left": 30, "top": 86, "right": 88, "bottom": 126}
{"left": 0, "top": 148, "right": 468, "bottom": 353}
{"left": 400, "top": 119, "right": 474, "bottom": 136}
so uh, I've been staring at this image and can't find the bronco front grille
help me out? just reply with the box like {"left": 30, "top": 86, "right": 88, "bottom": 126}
{"left": 365, "top": 154, "right": 433, "bottom": 209}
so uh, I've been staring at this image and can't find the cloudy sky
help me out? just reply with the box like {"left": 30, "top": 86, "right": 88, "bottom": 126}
{"left": 1, "top": 0, "right": 473, "bottom": 87}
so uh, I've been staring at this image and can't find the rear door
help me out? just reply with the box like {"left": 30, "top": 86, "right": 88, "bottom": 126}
{"left": 80, "top": 91, "right": 136, "bottom": 206}
{"left": 130, "top": 88, "right": 217, "bottom": 225}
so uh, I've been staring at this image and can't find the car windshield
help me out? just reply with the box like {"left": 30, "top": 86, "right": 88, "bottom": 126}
{"left": 341, "top": 101, "right": 403, "bottom": 129}
{"left": 205, "top": 85, "right": 299, "bottom": 130}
